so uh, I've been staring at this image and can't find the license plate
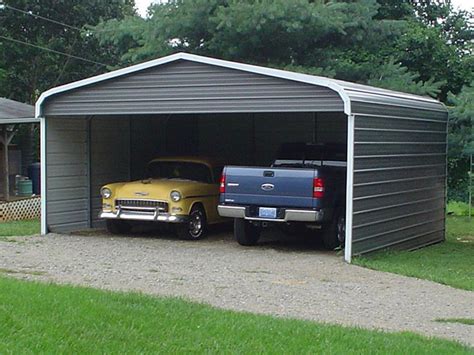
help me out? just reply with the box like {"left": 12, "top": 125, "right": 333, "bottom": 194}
{"left": 258, "top": 207, "right": 277, "bottom": 219}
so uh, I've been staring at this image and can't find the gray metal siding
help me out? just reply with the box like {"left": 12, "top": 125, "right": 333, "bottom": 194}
{"left": 42, "top": 60, "right": 344, "bottom": 116}
{"left": 90, "top": 116, "right": 131, "bottom": 227}
{"left": 351, "top": 108, "right": 448, "bottom": 255}
{"left": 46, "top": 117, "right": 89, "bottom": 232}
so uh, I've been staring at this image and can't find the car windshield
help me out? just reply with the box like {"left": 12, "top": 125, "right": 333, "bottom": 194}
{"left": 146, "top": 161, "right": 212, "bottom": 183}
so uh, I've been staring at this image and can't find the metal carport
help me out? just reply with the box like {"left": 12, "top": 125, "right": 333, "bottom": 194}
{"left": 36, "top": 52, "right": 448, "bottom": 262}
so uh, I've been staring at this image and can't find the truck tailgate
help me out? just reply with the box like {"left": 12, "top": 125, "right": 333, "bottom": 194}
{"left": 222, "top": 166, "right": 316, "bottom": 208}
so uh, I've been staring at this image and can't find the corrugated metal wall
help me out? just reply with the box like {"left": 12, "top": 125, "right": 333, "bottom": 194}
{"left": 90, "top": 116, "right": 131, "bottom": 227}
{"left": 351, "top": 104, "right": 448, "bottom": 254}
{"left": 46, "top": 117, "right": 89, "bottom": 232}
{"left": 42, "top": 60, "right": 344, "bottom": 116}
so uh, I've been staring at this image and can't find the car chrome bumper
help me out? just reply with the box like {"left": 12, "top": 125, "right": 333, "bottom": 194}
{"left": 100, "top": 209, "right": 188, "bottom": 223}
{"left": 217, "top": 205, "right": 323, "bottom": 223}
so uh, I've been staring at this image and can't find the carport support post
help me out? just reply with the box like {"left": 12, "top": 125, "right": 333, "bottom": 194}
{"left": 40, "top": 116, "right": 47, "bottom": 235}
{"left": 0, "top": 126, "right": 15, "bottom": 201}
{"left": 344, "top": 115, "right": 355, "bottom": 263}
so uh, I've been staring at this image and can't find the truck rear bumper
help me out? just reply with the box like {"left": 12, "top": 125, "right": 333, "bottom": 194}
{"left": 218, "top": 205, "right": 324, "bottom": 223}
{"left": 100, "top": 210, "right": 188, "bottom": 223}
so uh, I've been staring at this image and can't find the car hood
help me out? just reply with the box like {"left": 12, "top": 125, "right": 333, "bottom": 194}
{"left": 112, "top": 179, "right": 210, "bottom": 200}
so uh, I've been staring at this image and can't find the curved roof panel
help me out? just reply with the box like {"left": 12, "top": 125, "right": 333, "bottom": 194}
{"left": 36, "top": 52, "right": 447, "bottom": 117}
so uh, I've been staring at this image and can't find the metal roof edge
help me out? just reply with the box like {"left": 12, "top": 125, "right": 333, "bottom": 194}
{"left": 35, "top": 52, "right": 352, "bottom": 117}
{"left": 35, "top": 52, "right": 186, "bottom": 117}
{"left": 35, "top": 52, "right": 446, "bottom": 118}
{"left": 0, "top": 117, "right": 39, "bottom": 125}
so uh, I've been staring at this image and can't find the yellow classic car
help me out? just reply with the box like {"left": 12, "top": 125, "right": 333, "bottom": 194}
{"left": 99, "top": 156, "right": 225, "bottom": 239}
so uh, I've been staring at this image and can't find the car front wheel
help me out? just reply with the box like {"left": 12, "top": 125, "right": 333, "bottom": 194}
{"left": 176, "top": 206, "right": 207, "bottom": 240}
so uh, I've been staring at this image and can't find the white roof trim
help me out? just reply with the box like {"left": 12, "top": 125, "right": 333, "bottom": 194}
{"left": 35, "top": 52, "right": 446, "bottom": 117}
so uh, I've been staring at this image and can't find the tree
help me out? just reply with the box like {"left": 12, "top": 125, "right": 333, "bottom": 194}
{"left": 0, "top": 0, "right": 136, "bottom": 104}
{"left": 447, "top": 82, "right": 474, "bottom": 201}
{"left": 448, "top": 82, "right": 474, "bottom": 156}
{"left": 367, "top": 59, "right": 444, "bottom": 96}
{"left": 0, "top": 0, "right": 135, "bottom": 176}
{"left": 93, "top": 0, "right": 471, "bottom": 99}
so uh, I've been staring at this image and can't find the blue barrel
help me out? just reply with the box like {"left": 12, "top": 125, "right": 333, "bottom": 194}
{"left": 28, "top": 163, "right": 41, "bottom": 195}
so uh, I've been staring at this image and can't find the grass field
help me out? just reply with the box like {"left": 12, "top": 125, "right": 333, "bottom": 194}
{"left": 353, "top": 216, "right": 474, "bottom": 291}
{"left": 0, "top": 277, "right": 471, "bottom": 354}
{"left": 0, "top": 219, "right": 40, "bottom": 237}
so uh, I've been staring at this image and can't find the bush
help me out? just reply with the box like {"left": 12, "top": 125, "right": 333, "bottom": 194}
{"left": 446, "top": 201, "right": 473, "bottom": 216}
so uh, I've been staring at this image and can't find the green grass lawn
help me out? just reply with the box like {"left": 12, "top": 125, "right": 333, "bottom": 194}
{"left": 353, "top": 216, "right": 474, "bottom": 291}
{"left": 0, "top": 219, "right": 40, "bottom": 237}
{"left": 0, "top": 277, "right": 471, "bottom": 354}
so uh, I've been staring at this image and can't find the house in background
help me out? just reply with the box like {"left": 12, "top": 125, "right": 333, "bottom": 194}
{"left": 0, "top": 98, "right": 38, "bottom": 201}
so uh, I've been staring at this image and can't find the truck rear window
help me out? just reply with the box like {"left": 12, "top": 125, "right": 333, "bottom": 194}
{"left": 274, "top": 143, "right": 347, "bottom": 168}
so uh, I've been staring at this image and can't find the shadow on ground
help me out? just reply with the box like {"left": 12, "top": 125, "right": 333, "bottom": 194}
{"left": 70, "top": 221, "right": 337, "bottom": 255}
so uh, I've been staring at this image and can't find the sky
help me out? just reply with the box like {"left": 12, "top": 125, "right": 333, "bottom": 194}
{"left": 135, "top": 0, "right": 473, "bottom": 17}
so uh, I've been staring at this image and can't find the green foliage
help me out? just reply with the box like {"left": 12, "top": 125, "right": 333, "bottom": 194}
{"left": 92, "top": 0, "right": 473, "bottom": 101}
{"left": 0, "top": 0, "right": 136, "bottom": 104}
{"left": 447, "top": 201, "right": 473, "bottom": 216}
{"left": 0, "top": 219, "right": 40, "bottom": 237}
{"left": 367, "top": 58, "right": 444, "bottom": 96}
{"left": 447, "top": 157, "right": 470, "bottom": 201}
{"left": 354, "top": 216, "right": 474, "bottom": 291}
{"left": 436, "top": 318, "right": 474, "bottom": 326}
{"left": 447, "top": 82, "right": 474, "bottom": 200}
{"left": 0, "top": 277, "right": 471, "bottom": 353}
{"left": 448, "top": 82, "right": 474, "bottom": 156}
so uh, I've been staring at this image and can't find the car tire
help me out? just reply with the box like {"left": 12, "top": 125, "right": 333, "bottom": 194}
{"left": 106, "top": 219, "right": 131, "bottom": 235}
{"left": 234, "top": 218, "right": 261, "bottom": 246}
{"left": 322, "top": 210, "right": 345, "bottom": 250}
{"left": 176, "top": 205, "right": 207, "bottom": 240}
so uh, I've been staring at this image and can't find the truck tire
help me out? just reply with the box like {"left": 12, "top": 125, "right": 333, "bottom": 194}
{"left": 176, "top": 205, "right": 207, "bottom": 240}
{"left": 322, "top": 210, "right": 345, "bottom": 250}
{"left": 106, "top": 219, "right": 131, "bottom": 235}
{"left": 234, "top": 218, "right": 261, "bottom": 246}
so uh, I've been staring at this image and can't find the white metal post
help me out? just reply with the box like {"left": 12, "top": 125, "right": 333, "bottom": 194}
{"left": 40, "top": 116, "right": 47, "bottom": 235}
{"left": 344, "top": 114, "right": 355, "bottom": 263}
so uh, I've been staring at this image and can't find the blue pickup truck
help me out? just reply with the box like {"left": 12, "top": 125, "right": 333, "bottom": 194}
{"left": 218, "top": 143, "right": 346, "bottom": 249}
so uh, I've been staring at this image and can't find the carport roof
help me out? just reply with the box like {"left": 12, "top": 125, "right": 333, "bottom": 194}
{"left": 36, "top": 52, "right": 446, "bottom": 117}
{"left": 0, "top": 98, "right": 37, "bottom": 124}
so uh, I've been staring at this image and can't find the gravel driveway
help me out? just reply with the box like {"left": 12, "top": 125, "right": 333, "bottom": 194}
{"left": 0, "top": 228, "right": 473, "bottom": 346}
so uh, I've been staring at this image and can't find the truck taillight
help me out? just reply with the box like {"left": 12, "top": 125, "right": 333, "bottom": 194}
{"left": 219, "top": 174, "right": 226, "bottom": 193}
{"left": 313, "top": 178, "right": 324, "bottom": 198}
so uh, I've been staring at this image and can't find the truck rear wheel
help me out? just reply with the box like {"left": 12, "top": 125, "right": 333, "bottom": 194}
{"left": 322, "top": 211, "right": 345, "bottom": 250}
{"left": 106, "top": 219, "right": 131, "bottom": 235}
{"left": 234, "top": 218, "right": 261, "bottom": 246}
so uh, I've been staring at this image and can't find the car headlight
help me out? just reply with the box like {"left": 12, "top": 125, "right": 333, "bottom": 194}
{"left": 101, "top": 187, "right": 112, "bottom": 199}
{"left": 170, "top": 190, "right": 182, "bottom": 202}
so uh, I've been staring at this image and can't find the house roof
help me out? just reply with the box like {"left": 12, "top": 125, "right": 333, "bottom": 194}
{"left": 0, "top": 98, "right": 38, "bottom": 124}
{"left": 36, "top": 52, "right": 447, "bottom": 117}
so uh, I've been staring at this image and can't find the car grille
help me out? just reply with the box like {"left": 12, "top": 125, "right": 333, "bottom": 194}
{"left": 115, "top": 199, "right": 168, "bottom": 212}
